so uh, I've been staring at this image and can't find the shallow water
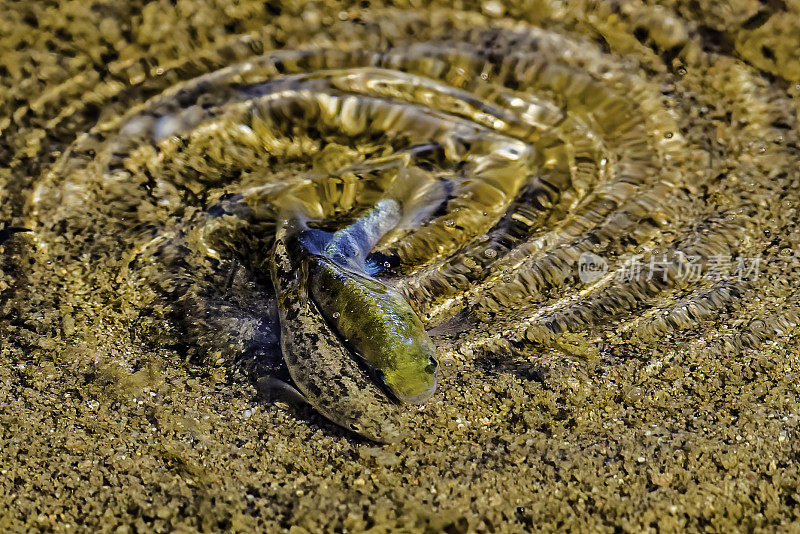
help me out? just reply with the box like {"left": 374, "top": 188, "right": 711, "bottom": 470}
{"left": 2, "top": 0, "right": 800, "bottom": 531}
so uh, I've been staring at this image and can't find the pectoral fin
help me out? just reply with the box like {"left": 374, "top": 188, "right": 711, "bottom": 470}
{"left": 256, "top": 376, "right": 309, "bottom": 406}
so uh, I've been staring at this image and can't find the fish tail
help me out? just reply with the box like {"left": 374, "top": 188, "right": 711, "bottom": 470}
{"left": 383, "top": 166, "right": 447, "bottom": 233}
{"left": 274, "top": 197, "right": 334, "bottom": 258}
{"left": 324, "top": 199, "right": 400, "bottom": 265}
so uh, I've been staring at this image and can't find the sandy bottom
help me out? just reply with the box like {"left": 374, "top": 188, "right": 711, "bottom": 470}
{"left": 2, "top": 0, "right": 800, "bottom": 531}
{"left": 3, "top": 234, "right": 799, "bottom": 532}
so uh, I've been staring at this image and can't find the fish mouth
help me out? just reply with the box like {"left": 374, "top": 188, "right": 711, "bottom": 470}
{"left": 395, "top": 390, "right": 435, "bottom": 404}
{"left": 390, "top": 377, "right": 437, "bottom": 404}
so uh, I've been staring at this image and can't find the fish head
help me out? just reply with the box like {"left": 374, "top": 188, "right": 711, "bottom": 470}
{"left": 314, "top": 397, "right": 405, "bottom": 443}
{"left": 374, "top": 325, "right": 439, "bottom": 405}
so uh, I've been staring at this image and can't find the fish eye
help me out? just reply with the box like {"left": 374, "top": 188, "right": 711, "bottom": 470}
{"left": 424, "top": 357, "right": 438, "bottom": 374}
{"left": 349, "top": 423, "right": 361, "bottom": 431}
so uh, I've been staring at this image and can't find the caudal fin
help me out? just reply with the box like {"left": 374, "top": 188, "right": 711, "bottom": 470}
{"left": 383, "top": 167, "right": 448, "bottom": 233}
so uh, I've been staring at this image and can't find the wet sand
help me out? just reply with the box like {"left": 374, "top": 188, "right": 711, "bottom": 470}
{"left": 2, "top": 0, "right": 800, "bottom": 532}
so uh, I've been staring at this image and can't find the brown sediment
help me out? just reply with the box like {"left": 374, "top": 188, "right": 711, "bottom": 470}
{"left": 2, "top": 0, "right": 800, "bottom": 531}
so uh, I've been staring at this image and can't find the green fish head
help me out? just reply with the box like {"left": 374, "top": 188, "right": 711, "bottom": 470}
{"left": 375, "top": 330, "right": 438, "bottom": 404}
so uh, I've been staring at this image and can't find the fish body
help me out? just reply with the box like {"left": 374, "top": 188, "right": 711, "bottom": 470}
{"left": 269, "top": 177, "right": 442, "bottom": 439}
{"left": 323, "top": 199, "right": 401, "bottom": 271}
{"left": 271, "top": 221, "right": 405, "bottom": 442}
{"left": 308, "top": 254, "right": 438, "bottom": 403}
{"left": 300, "top": 198, "right": 438, "bottom": 404}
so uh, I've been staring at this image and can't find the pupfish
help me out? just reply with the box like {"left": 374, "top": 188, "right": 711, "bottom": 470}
{"left": 271, "top": 220, "right": 406, "bottom": 442}
{"left": 269, "top": 171, "right": 443, "bottom": 440}
{"left": 304, "top": 198, "right": 439, "bottom": 404}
